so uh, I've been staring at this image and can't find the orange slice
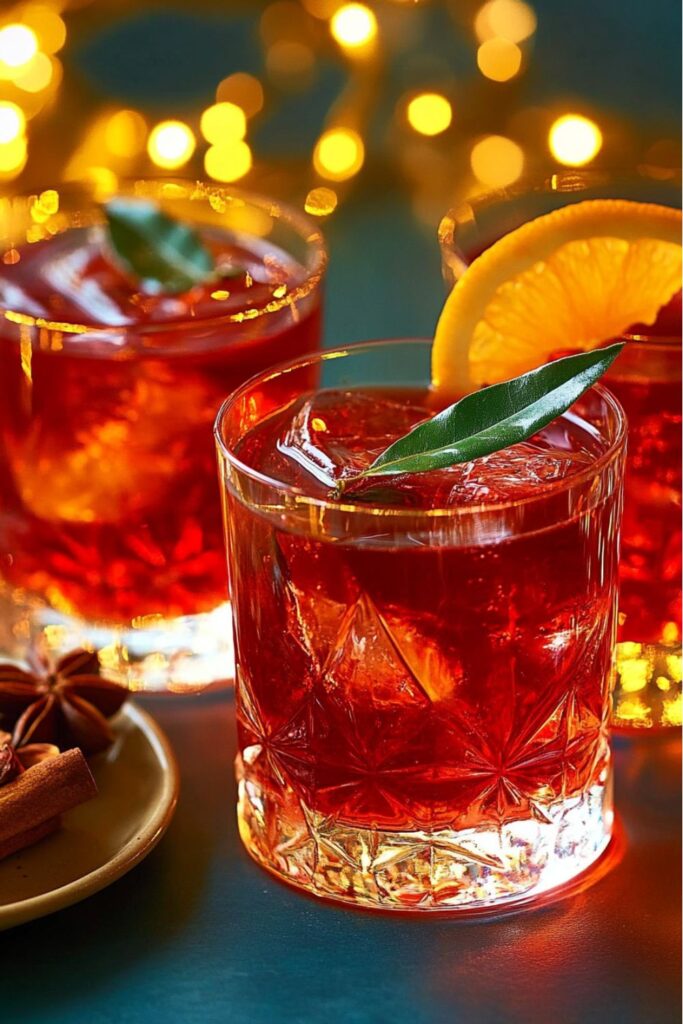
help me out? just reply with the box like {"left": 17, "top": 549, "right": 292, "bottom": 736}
{"left": 433, "top": 199, "right": 682, "bottom": 391}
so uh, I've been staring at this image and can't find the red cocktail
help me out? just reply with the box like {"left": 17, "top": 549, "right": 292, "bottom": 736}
{"left": 0, "top": 182, "right": 326, "bottom": 690}
{"left": 603, "top": 328, "right": 682, "bottom": 728}
{"left": 439, "top": 174, "right": 682, "bottom": 729}
{"left": 216, "top": 340, "right": 625, "bottom": 911}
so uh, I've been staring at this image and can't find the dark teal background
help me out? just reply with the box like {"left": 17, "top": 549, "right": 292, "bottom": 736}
{"left": 1, "top": 4, "right": 682, "bottom": 1021}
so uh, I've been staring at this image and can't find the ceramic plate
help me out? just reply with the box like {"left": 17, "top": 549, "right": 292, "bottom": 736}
{"left": 0, "top": 702, "right": 178, "bottom": 930}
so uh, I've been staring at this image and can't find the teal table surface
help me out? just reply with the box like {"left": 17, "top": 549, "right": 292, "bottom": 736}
{"left": 1, "top": 196, "right": 681, "bottom": 1023}
{"left": 1, "top": 687, "right": 680, "bottom": 1024}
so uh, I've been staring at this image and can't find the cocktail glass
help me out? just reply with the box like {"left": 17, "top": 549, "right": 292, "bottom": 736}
{"left": 0, "top": 180, "right": 326, "bottom": 691}
{"left": 215, "top": 339, "right": 626, "bottom": 911}
{"left": 439, "top": 171, "right": 681, "bottom": 731}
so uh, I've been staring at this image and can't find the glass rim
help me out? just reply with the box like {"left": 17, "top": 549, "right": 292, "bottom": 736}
{"left": 438, "top": 169, "right": 682, "bottom": 349}
{"left": 0, "top": 177, "right": 328, "bottom": 338}
{"left": 214, "top": 337, "right": 628, "bottom": 520}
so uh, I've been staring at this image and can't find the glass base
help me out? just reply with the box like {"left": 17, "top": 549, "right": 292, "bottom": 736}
{"left": 612, "top": 641, "right": 682, "bottom": 731}
{"left": 0, "top": 583, "right": 234, "bottom": 692}
{"left": 236, "top": 755, "right": 614, "bottom": 913}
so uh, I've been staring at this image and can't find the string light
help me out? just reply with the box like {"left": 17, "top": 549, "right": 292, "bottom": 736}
{"left": 406, "top": 93, "right": 453, "bottom": 136}
{"left": 105, "top": 110, "right": 147, "bottom": 158}
{"left": 313, "top": 128, "right": 365, "bottom": 180}
{"left": 19, "top": 5, "right": 67, "bottom": 53}
{"left": 204, "top": 140, "right": 252, "bottom": 182}
{"left": 0, "top": 103, "right": 26, "bottom": 144}
{"left": 0, "top": 25, "right": 38, "bottom": 68}
{"left": 301, "top": 0, "right": 338, "bottom": 17}
{"left": 330, "top": 4, "right": 378, "bottom": 50}
{"left": 216, "top": 73, "right": 264, "bottom": 118}
{"left": 477, "top": 38, "right": 522, "bottom": 81}
{"left": 549, "top": 114, "right": 602, "bottom": 166}
{"left": 12, "top": 52, "right": 53, "bottom": 93}
{"left": 266, "top": 40, "right": 314, "bottom": 79}
{"left": 470, "top": 134, "right": 524, "bottom": 186}
{"left": 0, "top": 137, "right": 28, "bottom": 177}
{"left": 475, "top": 0, "right": 537, "bottom": 43}
{"left": 200, "top": 102, "right": 247, "bottom": 144}
{"left": 305, "top": 186, "right": 338, "bottom": 216}
{"left": 147, "top": 120, "right": 196, "bottom": 169}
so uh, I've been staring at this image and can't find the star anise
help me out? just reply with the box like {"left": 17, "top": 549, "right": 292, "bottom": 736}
{"left": 0, "top": 649, "right": 128, "bottom": 756}
{"left": 0, "top": 730, "right": 59, "bottom": 786}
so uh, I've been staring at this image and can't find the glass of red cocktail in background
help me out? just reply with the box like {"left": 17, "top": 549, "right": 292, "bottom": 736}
{"left": 0, "top": 180, "right": 326, "bottom": 691}
{"left": 216, "top": 339, "right": 626, "bottom": 912}
{"left": 439, "top": 172, "right": 682, "bottom": 731}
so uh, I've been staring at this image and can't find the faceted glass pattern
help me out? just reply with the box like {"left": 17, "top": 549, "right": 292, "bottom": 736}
{"left": 216, "top": 341, "right": 626, "bottom": 911}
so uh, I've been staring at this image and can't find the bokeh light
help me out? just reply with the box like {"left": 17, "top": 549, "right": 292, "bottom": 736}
{"left": 313, "top": 127, "right": 365, "bottom": 180}
{"left": 200, "top": 102, "right": 247, "bottom": 144}
{"left": 147, "top": 120, "right": 196, "bottom": 169}
{"left": 0, "top": 102, "right": 26, "bottom": 144}
{"left": 475, "top": 0, "right": 537, "bottom": 43}
{"left": 470, "top": 134, "right": 524, "bottom": 186}
{"left": 0, "top": 24, "right": 38, "bottom": 68}
{"left": 266, "top": 40, "right": 315, "bottom": 79}
{"left": 330, "top": 4, "right": 378, "bottom": 49}
{"left": 549, "top": 114, "right": 603, "bottom": 166}
{"left": 302, "top": 0, "right": 339, "bottom": 17}
{"left": 12, "top": 51, "right": 53, "bottom": 92}
{"left": 216, "top": 73, "right": 264, "bottom": 118}
{"left": 20, "top": 5, "right": 67, "bottom": 53}
{"left": 105, "top": 110, "right": 147, "bottom": 158}
{"left": 204, "top": 140, "right": 253, "bottom": 181}
{"left": 477, "top": 38, "right": 522, "bottom": 81}
{"left": 406, "top": 93, "right": 453, "bottom": 136}
{"left": 305, "top": 186, "right": 338, "bottom": 216}
{"left": 0, "top": 137, "right": 28, "bottom": 177}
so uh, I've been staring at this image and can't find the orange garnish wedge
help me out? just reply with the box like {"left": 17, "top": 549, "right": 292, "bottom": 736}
{"left": 433, "top": 199, "right": 682, "bottom": 391}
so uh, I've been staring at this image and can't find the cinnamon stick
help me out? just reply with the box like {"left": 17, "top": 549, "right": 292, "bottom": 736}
{"left": 0, "top": 817, "right": 60, "bottom": 861}
{"left": 0, "top": 748, "right": 98, "bottom": 857}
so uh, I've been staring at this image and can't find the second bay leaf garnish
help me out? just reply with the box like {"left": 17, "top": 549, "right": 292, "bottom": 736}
{"left": 104, "top": 198, "right": 242, "bottom": 295}
{"left": 335, "top": 342, "right": 624, "bottom": 498}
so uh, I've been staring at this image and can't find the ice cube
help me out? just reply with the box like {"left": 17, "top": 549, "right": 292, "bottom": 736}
{"left": 276, "top": 391, "right": 429, "bottom": 489}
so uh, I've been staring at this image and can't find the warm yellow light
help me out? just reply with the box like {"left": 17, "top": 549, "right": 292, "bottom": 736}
{"left": 470, "top": 134, "right": 524, "bottom": 187}
{"left": 662, "top": 694, "right": 683, "bottom": 728}
{"left": 666, "top": 653, "right": 682, "bottom": 683}
{"left": 313, "top": 127, "right": 364, "bottom": 181}
{"left": 12, "top": 51, "right": 53, "bottom": 92}
{"left": 662, "top": 620, "right": 680, "bottom": 645}
{"left": 147, "top": 120, "right": 196, "bottom": 169}
{"left": 0, "top": 102, "right": 25, "bottom": 144}
{"left": 216, "top": 73, "right": 264, "bottom": 118}
{"left": 266, "top": 40, "right": 314, "bottom": 78}
{"left": 0, "top": 24, "right": 38, "bottom": 68}
{"left": 200, "top": 102, "right": 246, "bottom": 145}
{"left": 477, "top": 38, "right": 522, "bottom": 81}
{"left": 302, "top": 0, "right": 339, "bottom": 17}
{"left": 19, "top": 5, "right": 67, "bottom": 54}
{"left": 82, "top": 166, "right": 119, "bottom": 201}
{"left": 105, "top": 109, "right": 147, "bottom": 158}
{"left": 330, "top": 4, "right": 378, "bottom": 49}
{"left": 475, "top": 0, "right": 537, "bottom": 43}
{"left": 549, "top": 114, "right": 603, "bottom": 167}
{"left": 0, "top": 137, "right": 27, "bottom": 174}
{"left": 305, "top": 186, "right": 338, "bottom": 216}
{"left": 204, "top": 140, "right": 252, "bottom": 182}
{"left": 406, "top": 93, "right": 453, "bottom": 136}
{"left": 619, "top": 658, "right": 650, "bottom": 693}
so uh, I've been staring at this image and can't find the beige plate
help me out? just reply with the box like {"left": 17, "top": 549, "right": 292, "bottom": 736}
{"left": 0, "top": 702, "right": 179, "bottom": 930}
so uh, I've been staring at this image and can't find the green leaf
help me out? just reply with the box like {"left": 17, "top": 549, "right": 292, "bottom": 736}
{"left": 104, "top": 198, "right": 216, "bottom": 294}
{"left": 338, "top": 343, "right": 624, "bottom": 492}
